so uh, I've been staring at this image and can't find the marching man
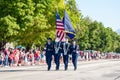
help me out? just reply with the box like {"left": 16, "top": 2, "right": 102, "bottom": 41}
{"left": 62, "top": 37, "right": 70, "bottom": 71}
{"left": 44, "top": 38, "right": 54, "bottom": 71}
{"left": 54, "top": 37, "right": 62, "bottom": 70}
{"left": 70, "top": 40, "right": 79, "bottom": 70}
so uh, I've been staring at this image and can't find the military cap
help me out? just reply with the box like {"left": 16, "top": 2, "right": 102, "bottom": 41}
{"left": 47, "top": 37, "right": 52, "bottom": 40}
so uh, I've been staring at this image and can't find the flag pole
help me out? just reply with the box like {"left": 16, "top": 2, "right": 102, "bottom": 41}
{"left": 64, "top": 0, "right": 65, "bottom": 10}
{"left": 64, "top": 0, "right": 67, "bottom": 10}
{"left": 55, "top": 3, "right": 57, "bottom": 40}
{"left": 63, "top": 0, "right": 65, "bottom": 40}
{"left": 55, "top": 1, "right": 58, "bottom": 12}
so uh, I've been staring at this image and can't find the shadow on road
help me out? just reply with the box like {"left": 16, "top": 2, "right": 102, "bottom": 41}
{"left": 0, "top": 69, "right": 50, "bottom": 72}
{"left": 0, "top": 69, "right": 77, "bottom": 72}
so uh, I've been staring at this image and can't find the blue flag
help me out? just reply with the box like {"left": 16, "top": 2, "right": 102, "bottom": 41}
{"left": 63, "top": 10, "right": 75, "bottom": 39}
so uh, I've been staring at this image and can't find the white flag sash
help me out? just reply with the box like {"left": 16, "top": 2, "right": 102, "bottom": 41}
{"left": 63, "top": 43, "right": 70, "bottom": 55}
{"left": 55, "top": 42, "right": 61, "bottom": 54}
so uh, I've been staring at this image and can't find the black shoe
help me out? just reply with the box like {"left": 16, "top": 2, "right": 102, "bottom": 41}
{"left": 74, "top": 68, "right": 77, "bottom": 71}
{"left": 48, "top": 69, "right": 50, "bottom": 71}
{"left": 48, "top": 68, "right": 50, "bottom": 71}
{"left": 56, "top": 66, "right": 59, "bottom": 71}
{"left": 56, "top": 68, "right": 59, "bottom": 71}
{"left": 65, "top": 68, "right": 68, "bottom": 71}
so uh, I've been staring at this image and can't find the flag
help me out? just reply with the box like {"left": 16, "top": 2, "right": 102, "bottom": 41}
{"left": 56, "top": 11, "right": 65, "bottom": 42}
{"left": 63, "top": 10, "right": 75, "bottom": 39}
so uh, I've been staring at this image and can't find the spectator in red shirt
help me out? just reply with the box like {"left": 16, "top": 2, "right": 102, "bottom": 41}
{"left": 34, "top": 50, "right": 40, "bottom": 64}
{"left": 8, "top": 51, "right": 14, "bottom": 67}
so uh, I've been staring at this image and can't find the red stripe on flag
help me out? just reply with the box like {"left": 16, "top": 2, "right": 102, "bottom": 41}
{"left": 56, "top": 28, "right": 64, "bottom": 30}
{"left": 60, "top": 31, "right": 64, "bottom": 41}
{"left": 56, "top": 18, "right": 65, "bottom": 41}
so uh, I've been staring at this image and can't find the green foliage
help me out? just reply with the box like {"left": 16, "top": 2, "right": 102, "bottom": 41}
{"left": 0, "top": 15, "right": 19, "bottom": 42}
{"left": 0, "top": 0, "right": 120, "bottom": 52}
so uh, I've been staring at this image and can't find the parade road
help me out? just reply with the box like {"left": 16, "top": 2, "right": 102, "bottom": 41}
{"left": 0, "top": 60, "right": 120, "bottom": 80}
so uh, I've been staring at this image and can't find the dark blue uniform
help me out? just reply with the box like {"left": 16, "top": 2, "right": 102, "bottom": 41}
{"left": 62, "top": 42, "right": 70, "bottom": 70}
{"left": 45, "top": 43, "right": 54, "bottom": 71}
{"left": 70, "top": 44, "right": 79, "bottom": 70}
{"left": 54, "top": 41, "right": 62, "bottom": 70}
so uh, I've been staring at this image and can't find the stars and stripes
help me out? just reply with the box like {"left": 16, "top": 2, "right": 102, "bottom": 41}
{"left": 56, "top": 12, "right": 65, "bottom": 42}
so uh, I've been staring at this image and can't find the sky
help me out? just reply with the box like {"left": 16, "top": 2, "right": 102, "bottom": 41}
{"left": 76, "top": 0, "right": 120, "bottom": 31}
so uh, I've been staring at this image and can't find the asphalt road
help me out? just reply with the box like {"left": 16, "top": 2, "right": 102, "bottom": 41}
{"left": 0, "top": 60, "right": 120, "bottom": 80}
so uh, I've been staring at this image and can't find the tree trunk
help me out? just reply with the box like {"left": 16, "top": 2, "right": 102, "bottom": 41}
{"left": 0, "top": 40, "right": 6, "bottom": 50}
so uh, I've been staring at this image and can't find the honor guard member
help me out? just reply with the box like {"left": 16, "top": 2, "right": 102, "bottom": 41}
{"left": 62, "top": 37, "right": 70, "bottom": 71}
{"left": 54, "top": 37, "right": 62, "bottom": 70}
{"left": 44, "top": 38, "right": 54, "bottom": 71}
{"left": 70, "top": 40, "right": 79, "bottom": 70}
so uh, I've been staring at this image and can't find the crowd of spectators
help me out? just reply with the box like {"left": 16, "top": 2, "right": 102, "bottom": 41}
{"left": 0, "top": 47, "right": 45, "bottom": 67}
{"left": 0, "top": 47, "right": 120, "bottom": 67}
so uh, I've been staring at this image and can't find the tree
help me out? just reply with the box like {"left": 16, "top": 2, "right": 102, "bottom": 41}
{"left": 1, "top": 0, "right": 120, "bottom": 53}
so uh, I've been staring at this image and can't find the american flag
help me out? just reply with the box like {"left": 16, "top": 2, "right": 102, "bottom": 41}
{"left": 56, "top": 12, "right": 65, "bottom": 42}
